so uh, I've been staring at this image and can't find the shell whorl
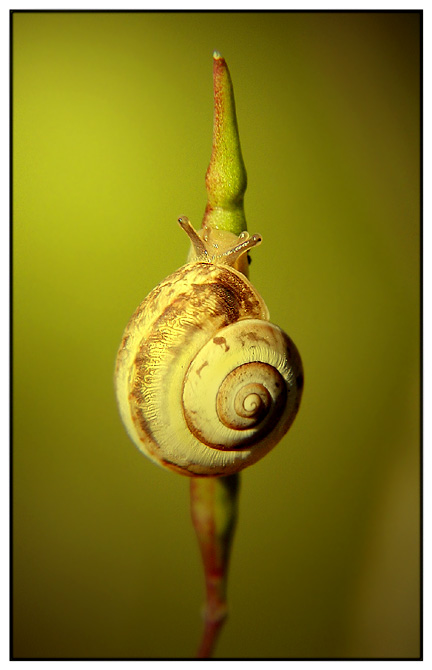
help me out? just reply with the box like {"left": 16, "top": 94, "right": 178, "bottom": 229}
{"left": 115, "top": 261, "right": 303, "bottom": 477}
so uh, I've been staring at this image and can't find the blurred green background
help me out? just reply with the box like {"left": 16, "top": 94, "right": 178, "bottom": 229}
{"left": 12, "top": 11, "right": 420, "bottom": 659}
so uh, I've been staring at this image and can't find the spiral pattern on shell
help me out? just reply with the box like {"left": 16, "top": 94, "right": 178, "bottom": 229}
{"left": 115, "top": 261, "right": 303, "bottom": 477}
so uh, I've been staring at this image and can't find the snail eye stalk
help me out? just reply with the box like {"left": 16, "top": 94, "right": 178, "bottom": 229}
{"left": 178, "top": 216, "right": 209, "bottom": 260}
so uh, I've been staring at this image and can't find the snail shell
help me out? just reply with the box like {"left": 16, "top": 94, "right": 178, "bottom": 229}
{"left": 114, "top": 218, "right": 303, "bottom": 477}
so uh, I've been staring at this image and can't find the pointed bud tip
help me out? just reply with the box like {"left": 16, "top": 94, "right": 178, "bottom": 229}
{"left": 213, "top": 50, "right": 223, "bottom": 60}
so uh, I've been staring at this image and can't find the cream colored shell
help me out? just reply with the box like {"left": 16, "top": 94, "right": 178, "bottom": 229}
{"left": 114, "top": 221, "right": 303, "bottom": 477}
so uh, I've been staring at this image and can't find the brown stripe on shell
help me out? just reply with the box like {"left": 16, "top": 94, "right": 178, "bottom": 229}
{"left": 210, "top": 265, "right": 266, "bottom": 321}
{"left": 196, "top": 360, "right": 209, "bottom": 377}
{"left": 129, "top": 398, "right": 159, "bottom": 459}
{"left": 159, "top": 456, "right": 238, "bottom": 478}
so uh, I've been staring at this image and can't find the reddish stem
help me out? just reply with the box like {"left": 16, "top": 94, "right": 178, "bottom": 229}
{"left": 190, "top": 475, "right": 240, "bottom": 658}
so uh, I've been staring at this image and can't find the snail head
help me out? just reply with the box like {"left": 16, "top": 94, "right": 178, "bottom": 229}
{"left": 178, "top": 216, "right": 262, "bottom": 269}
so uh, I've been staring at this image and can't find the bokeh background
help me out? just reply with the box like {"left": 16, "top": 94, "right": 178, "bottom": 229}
{"left": 13, "top": 11, "right": 420, "bottom": 659}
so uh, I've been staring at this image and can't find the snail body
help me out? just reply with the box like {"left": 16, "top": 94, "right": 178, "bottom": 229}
{"left": 115, "top": 218, "right": 303, "bottom": 477}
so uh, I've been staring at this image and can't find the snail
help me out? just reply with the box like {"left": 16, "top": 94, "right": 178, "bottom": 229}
{"left": 114, "top": 217, "right": 303, "bottom": 477}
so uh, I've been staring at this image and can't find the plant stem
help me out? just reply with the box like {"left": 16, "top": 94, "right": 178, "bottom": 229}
{"left": 190, "top": 474, "right": 240, "bottom": 659}
{"left": 190, "top": 51, "right": 248, "bottom": 658}
{"left": 202, "top": 51, "right": 248, "bottom": 236}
